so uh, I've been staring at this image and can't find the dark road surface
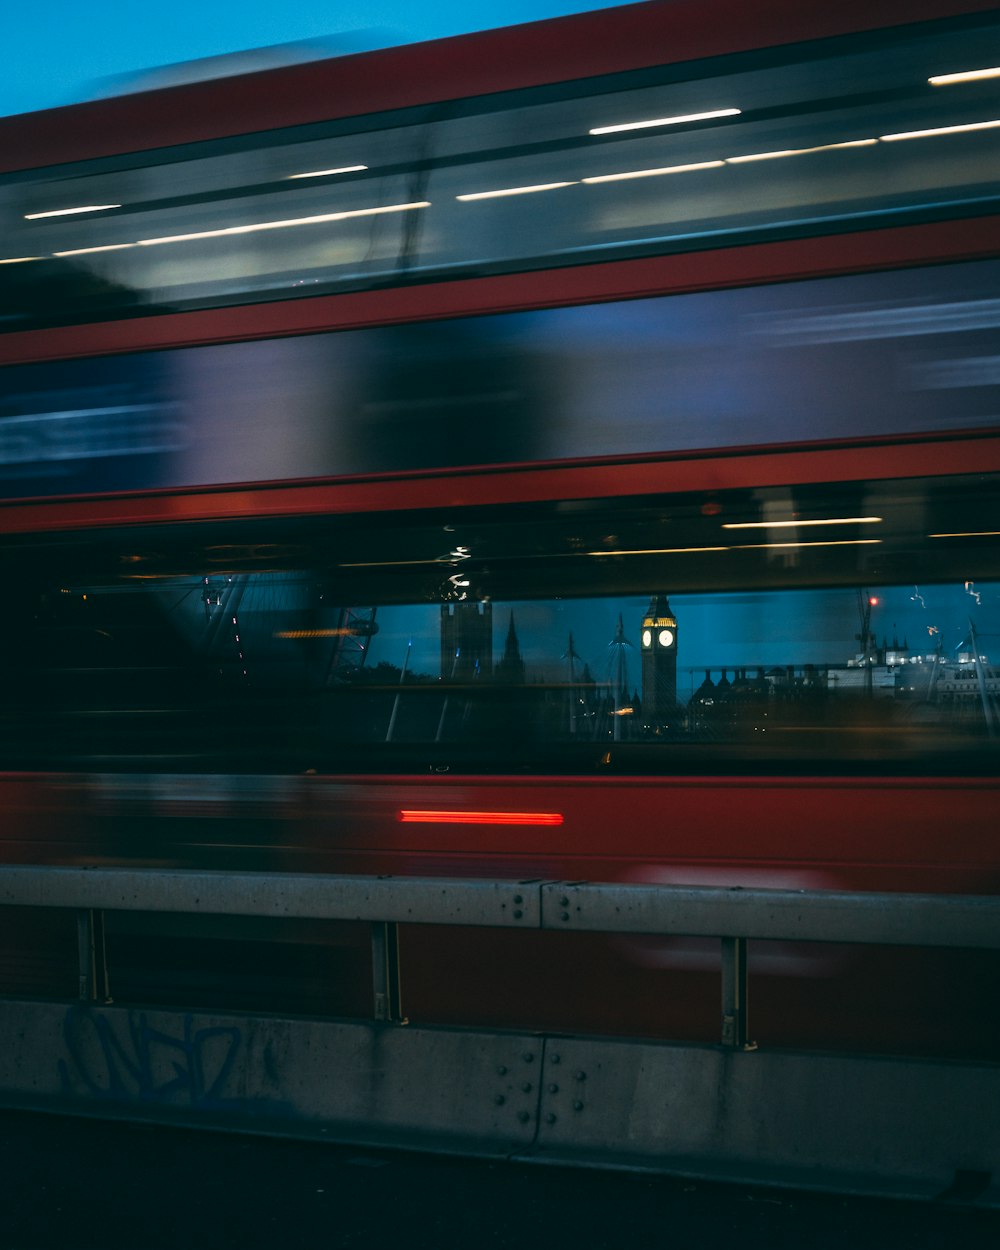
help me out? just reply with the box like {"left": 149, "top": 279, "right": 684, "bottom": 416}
{"left": 1, "top": 1109, "right": 997, "bottom": 1250}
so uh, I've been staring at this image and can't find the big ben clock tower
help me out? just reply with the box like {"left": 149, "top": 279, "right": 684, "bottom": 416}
{"left": 640, "top": 594, "right": 678, "bottom": 722}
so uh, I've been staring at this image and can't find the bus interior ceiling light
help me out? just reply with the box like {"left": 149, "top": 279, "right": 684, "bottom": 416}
{"left": 589, "top": 108, "right": 741, "bottom": 135}
{"left": 583, "top": 160, "right": 724, "bottom": 183}
{"left": 725, "top": 140, "right": 877, "bottom": 163}
{"left": 287, "top": 165, "right": 368, "bottom": 179}
{"left": 587, "top": 139, "right": 878, "bottom": 184}
{"left": 587, "top": 538, "right": 879, "bottom": 555}
{"left": 456, "top": 182, "right": 576, "bottom": 201}
{"left": 24, "top": 204, "right": 121, "bottom": 219}
{"left": 587, "top": 546, "right": 729, "bottom": 556}
{"left": 136, "top": 202, "right": 430, "bottom": 246}
{"left": 880, "top": 119, "right": 1000, "bottom": 141}
{"left": 53, "top": 244, "right": 136, "bottom": 258}
{"left": 929, "top": 66, "right": 1000, "bottom": 85}
{"left": 929, "top": 530, "right": 1000, "bottom": 538}
{"left": 722, "top": 517, "right": 883, "bottom": 529}
{"left": 734, "top": 539, "right": 882, "bottom": 550}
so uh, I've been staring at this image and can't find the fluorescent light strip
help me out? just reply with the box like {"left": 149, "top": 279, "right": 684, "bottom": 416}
{"left": 583, "top": 160, "right": 723, "bottom": 184}
{"left": 722, "top": 516, "right": 883, "bottom": 530}
{"left": 287, "top": 164, "right": 368, "bottom": 179}
{"left": 273, "top": 629, "right": 358, "bottom": 638}
{"left": 589, "top": 108, "right": 741, "bottom": 136}
{"left": 0, "top": 256, "right": 41, "bottom": 264}
{"left": 734, "top": 539, "right": 882, "bottom": 550}
{"left": 456, "top": 182, "right": 576, "bottom": 201}
{"left": 928, "top": 530, "right": 1000, "bottom": 537}
{"left": 587, "top": 538, "right": 879, "bottom": 555}
{"left": 52, "top": 243, "right": 136, "bottom": 257}
{"left": 136, "top": 201, "right": 430, "bottom": 246}
{"left": 726, "top": 139, "right": 877, "bottom": 163}
{"left": 881, "top": 119, "right": 1000, "bottom": 141}
{"left": 24, "top": 204, "right": 121, "bottom": 220}
{"left": 929, "top": 67, "right": 1000, "bottom": 86}
{"left": 586, "top": 140, "right": 874, "bottom": 186}
{"left": 339, "top": 557, "right": 455, "bottom": 569}
{"left": 588, "top": 546, "right": 728, "bottom": 556}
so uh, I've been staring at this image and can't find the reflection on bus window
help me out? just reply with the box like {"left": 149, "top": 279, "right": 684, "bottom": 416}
{"left": 3, "top": 490, "right": 997, "bottom": 774}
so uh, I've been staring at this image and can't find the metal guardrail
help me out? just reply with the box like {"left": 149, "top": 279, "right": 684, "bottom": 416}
{"left": 543, "top": 880, "right": 1000, "bottom": 947}
{"left": 1, "top": 866, "right": 997, "bottom": 1045}
{"left": 0, "top": 867, "right": 538, "bottom": 927}
{"left": 2, "top": 866, "right": 997, "bottom": 944}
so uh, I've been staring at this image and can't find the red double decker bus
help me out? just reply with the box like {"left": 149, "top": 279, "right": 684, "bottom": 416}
{"left": 1, "top": 0, "right": 998, "bottom": 1054}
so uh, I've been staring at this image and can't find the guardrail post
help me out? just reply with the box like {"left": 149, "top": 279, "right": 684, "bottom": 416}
{"left": 720, "top": 936, "right": 749, "bottom": 1049}
{"left": 76, "top": 909, "right": 111, "bottom": 1003}
{"left": 371, "top": 921, "right": 404, "bottom": 1023}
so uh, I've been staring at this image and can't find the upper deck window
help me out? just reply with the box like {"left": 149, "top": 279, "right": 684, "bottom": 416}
{"left": 1, "top": 15, "right": 998, "bottom": 330}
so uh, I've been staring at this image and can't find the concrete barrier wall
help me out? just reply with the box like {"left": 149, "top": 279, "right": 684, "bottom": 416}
{"left": 1, "top": 869, "right": 997, "bottom": 1200}
{"left": 528, "top": 1035, "right": 1000, "bottom": 1199}
{"left": 0, "top": 1000, "right": 542, "bottom": 1154}
{"left": 1, "top": 999, "right": 997, "bottom": 1203}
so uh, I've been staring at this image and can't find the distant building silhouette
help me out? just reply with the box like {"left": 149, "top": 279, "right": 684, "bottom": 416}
{"left": 495, "top": 612, "right": 526, "bottom": 684}
{"left": 640, "top": 594, "right": 679, "bottom": 722}
{"left": 440, "top": 601, "right": 492, "bottom": 681}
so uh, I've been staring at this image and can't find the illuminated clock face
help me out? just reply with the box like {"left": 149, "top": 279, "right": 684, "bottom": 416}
{"left": 641, "top": 629, "right": 652, "bottom": 649}
{"left": 658, "top": 629, "right": 675, "bottom": 648}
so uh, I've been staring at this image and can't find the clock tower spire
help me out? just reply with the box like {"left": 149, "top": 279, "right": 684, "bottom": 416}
{"left": 640, "top": 594, "right": 678, "bottom": 724}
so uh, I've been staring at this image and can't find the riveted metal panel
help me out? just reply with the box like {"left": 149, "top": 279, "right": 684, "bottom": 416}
{"left": 1, "top": 997, "right": 998, "bottom": 1202}
{"left": 533, "top": 1038, "right": 1000, "bottom": 1197}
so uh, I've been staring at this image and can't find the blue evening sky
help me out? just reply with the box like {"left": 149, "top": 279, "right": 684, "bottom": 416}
{"left": 2, "top": 1, "right": 622, "bottom": 118}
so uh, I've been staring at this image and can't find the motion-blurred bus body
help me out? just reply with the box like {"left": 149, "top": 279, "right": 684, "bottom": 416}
{"left": 1, "top": 0, "right": 998, "bottom": 1055}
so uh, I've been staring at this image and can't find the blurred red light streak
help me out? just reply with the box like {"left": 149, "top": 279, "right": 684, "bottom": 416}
{"left": 398, "top": 810, "right": 564, "bottom": 826}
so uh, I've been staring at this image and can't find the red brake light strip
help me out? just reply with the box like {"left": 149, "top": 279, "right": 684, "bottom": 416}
{"left": 399, "top": 810, "right": 564, "bottom": 826}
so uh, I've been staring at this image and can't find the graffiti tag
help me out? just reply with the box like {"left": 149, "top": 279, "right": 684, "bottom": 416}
{"left": 59, "top": 1007, "right": 245, "bottom": 1110}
